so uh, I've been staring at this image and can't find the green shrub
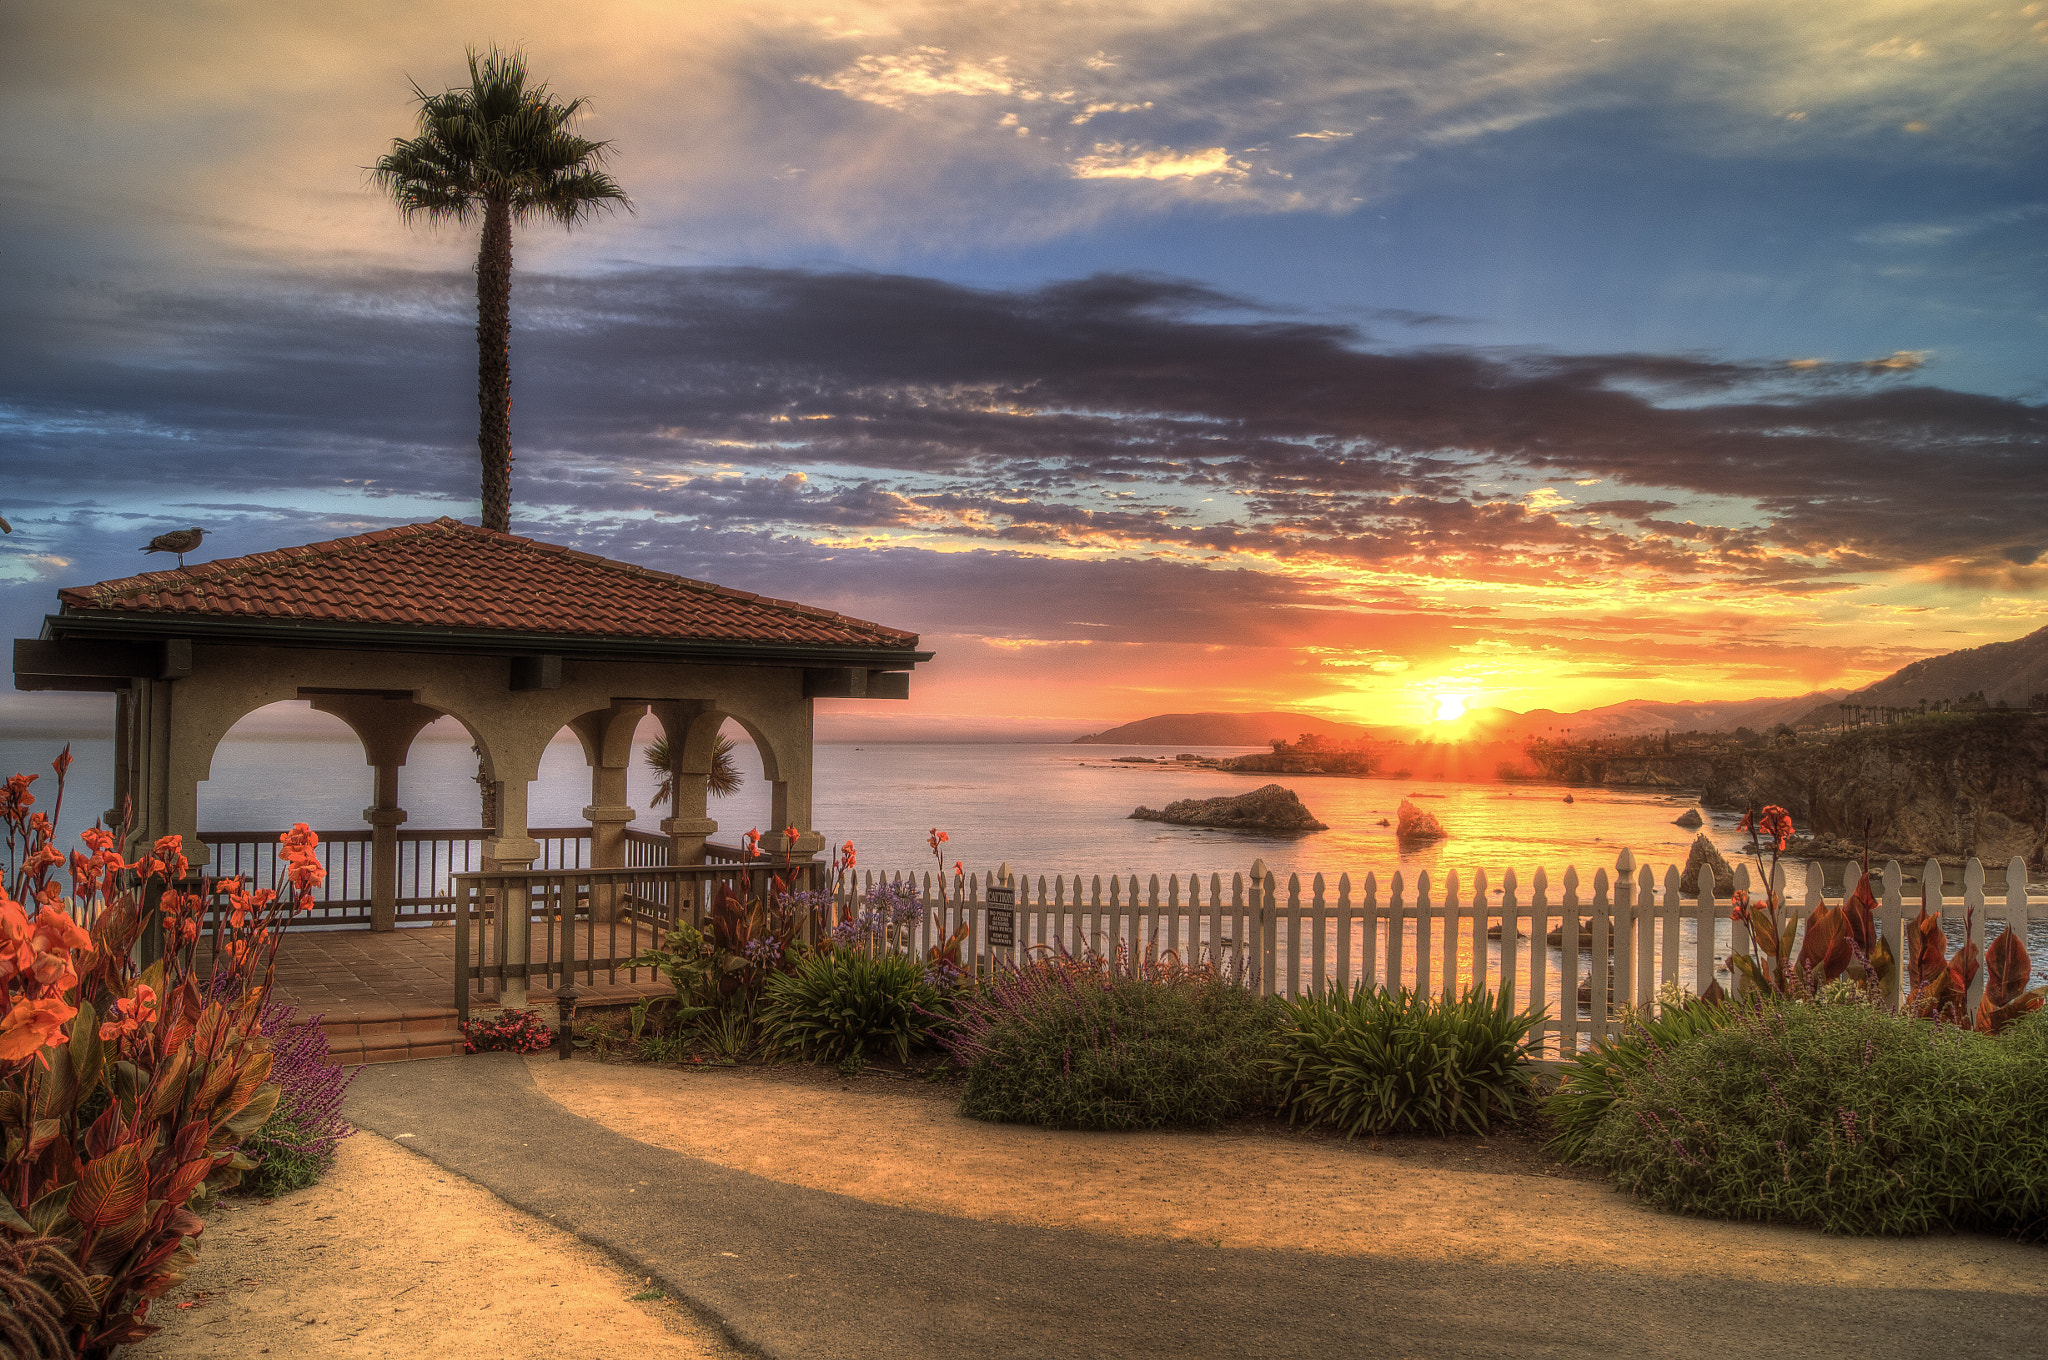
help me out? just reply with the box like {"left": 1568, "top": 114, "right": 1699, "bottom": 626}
{"left": 949, "top": 964, "right": 1277, "bottom": 1130}
{"left": 1574, "top": 1001, "right": 2048, "bottom": 1237}
{"left": 1266, "top": 984, "right": 1544, "bottom": 1138}
{"left": 763, "top": 948, "right": 947, "bottom": 1065}
{"left": 240, "top": 1106, "right": 336, "bottom": 1197}
{"left": 1545, "top": 998, "right": 1739, "bottom": 1162}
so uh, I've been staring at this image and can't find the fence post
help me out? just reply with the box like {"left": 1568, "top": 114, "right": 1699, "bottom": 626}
{"left": 1248, "top": 860, "right": 1268, "bottom": 995}
{"left": 1498, "top": 868, "right": 1517, "bottom": 1012}
{"left": 1560, "top": 866, "right": 1580, "bottom": 1055}
{"left": 1881, "top": 859, "right": 1904, "bottom": 1008}
{"left": 1965, "top": 858, "right": 1987, "bottom": 1016}
{"left": 1386, "top": 871, "right": 1405, "bottom": 993}
{"left": 1612, "top": 851, "right": 1633, "bottom": 1016}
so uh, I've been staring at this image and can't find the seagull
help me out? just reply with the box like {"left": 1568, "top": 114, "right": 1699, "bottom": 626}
{"left": 143, "top": 527, "right": 206, "bottom": 568}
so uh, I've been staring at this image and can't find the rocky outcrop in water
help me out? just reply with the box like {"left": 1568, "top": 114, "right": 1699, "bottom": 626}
{"left": 1129, "top": 783, "right": 1328, "bottom": 833}
{"left": 1396, "top": 798, "right": 1446, "bottom": 841}
{"left": 1680, "top": 834, "right": 1735, "bottom": 895}
{"left": 1673, "top": 808, "right": 1704, "bottom": 829}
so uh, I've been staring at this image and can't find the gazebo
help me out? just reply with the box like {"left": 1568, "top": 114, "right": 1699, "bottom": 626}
{"left": 12, "top": 518, "right": 929, "bottom": 1047}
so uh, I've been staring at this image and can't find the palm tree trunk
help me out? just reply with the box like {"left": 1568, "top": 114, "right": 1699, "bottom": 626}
{"left": 476, "top": 197, "right": 514, "bottom": 533}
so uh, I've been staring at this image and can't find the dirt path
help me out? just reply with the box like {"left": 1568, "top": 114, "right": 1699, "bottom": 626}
{"left": 132, "top": 1131, "right": 739, "bottom": 1360}
{"left": 529, "top": 1056, "right": 2047, "bottom": 1294}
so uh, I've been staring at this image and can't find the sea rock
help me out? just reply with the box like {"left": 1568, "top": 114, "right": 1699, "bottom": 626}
{"left": 1547, "top": 919, "right": 1596, "bottom": 947}
{"left": 1396, "top": 798, "right": 1446, "bottom": 841}
{"left": 1673, "top": 808, "right": 1705, "bottom": 829}
{"left": 1680, "top": 833, "right": 1735, "bottom": 896}
{"left": 1562, "top": 794, "right": 1575, "bottom": 804}
{"left": 1129, "top": 783, "right": 1328, "bottom": 833}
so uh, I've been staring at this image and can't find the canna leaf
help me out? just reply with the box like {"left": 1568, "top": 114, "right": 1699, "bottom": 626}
{"left": 27, "top": 1182, "right": 75, "bottom": 1234}
{"left": 1868, "top": 933, "right": 1897, "bottom": 991}
{"left": 35, "top": 1043, "right": 77, "bottom": 1122}
{"left": 70, "top": 1143, "right": 149, "bottom": 1230}
{"left": 217, "top": 1082, "right": 279, "bottom": 1141}
{"left": 1909, "top": 908, "right": 1947, "bottom": 989}
{"left": 1981, "top": 926, "right": 2034, "bottom": 1010}
{"left": 68, "top": 998, "right": 101, "bottom": 1095}
{"left": 1843, "top": 873, "right": 1879, "bottom": 954}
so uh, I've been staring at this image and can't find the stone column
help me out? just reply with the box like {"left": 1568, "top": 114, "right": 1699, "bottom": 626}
{"left": 485, "top": 775, "right": 542, "bottom": 1010}
{"left": 582, "top": 802, "right": 634, "bottom": 921}
{"left": 662, "top": 814, "right": 718, "bottom": 866}
{"left": 364, "top": 762, "right": 407, "bottom": 933}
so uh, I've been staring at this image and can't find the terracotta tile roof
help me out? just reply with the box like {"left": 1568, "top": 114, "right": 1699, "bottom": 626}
{"left": 59, "top": 519, "right": 920, "bottom": 651}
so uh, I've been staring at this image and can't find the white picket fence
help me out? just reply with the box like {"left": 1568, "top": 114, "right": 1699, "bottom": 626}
{"left": 840, "top": 850, "right": 2048, "bottom": 1058}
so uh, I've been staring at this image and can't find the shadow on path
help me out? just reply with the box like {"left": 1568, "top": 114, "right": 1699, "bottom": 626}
{"left": 346, "top": 1055, "right": 2040, "bottom": 1359}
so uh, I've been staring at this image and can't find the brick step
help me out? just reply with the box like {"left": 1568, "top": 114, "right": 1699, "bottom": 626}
{"left": 317, "top": 1006, "right": 459, "bottom": 1043}
{"left": 329, "top": 1027, "right": 468, "bottom": 1066}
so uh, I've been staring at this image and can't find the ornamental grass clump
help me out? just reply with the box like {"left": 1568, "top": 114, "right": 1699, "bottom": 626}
{"left": 1572, "top": 999, "right": 2048, "bottom": 1238}
{"left": 762, "top": 948, "right": 947, "bottom": 1068}
{"left": 945, "top": 947, "right": 1275, "bottom": 1131}
{"left": 1266, "top": 984, "right": 1545, "bottom": 1138}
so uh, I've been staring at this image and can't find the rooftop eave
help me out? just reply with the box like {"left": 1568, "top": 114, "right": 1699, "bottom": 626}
{"left": 43, "top": 611, "right": 931, "bottom": 671}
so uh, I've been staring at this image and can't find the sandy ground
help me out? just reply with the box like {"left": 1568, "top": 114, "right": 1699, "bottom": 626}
{"left": 529, "top": 1056, "right": 2047, "bottom": 1295}
{"left": 132, "top": 1133, "right": 739, "bottom": 1360}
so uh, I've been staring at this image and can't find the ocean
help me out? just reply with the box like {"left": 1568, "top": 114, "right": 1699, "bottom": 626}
{"left": 0, "top": 729, "right": 1822, "bottom": 888}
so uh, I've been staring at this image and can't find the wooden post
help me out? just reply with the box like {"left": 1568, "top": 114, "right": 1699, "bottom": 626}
{"left": 1415, "top": 870, "right": 1433, "bottom": 999}
{"left": 1612, "top": 851, "right": 1633, "bottom": 1015}
{"left": 1881, "top": 859, "right": 1904, "bottom": 1008}
{"left": 1965, "top": 857, "right": 1988, "bottom": 1015}
{"left": 1560, "top": 866, "right": 1581, "bottom": 1055}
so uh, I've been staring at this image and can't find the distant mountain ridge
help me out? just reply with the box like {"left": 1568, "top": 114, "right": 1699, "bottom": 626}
{"left": 1792, "top": 624, "right": 2048, "bottom": 725}
{"left": 1073, "top": 693, "right": 1847, "bottom": 747}
{"left": 1072, "top": 712, "right": 1385, "bottom": 746}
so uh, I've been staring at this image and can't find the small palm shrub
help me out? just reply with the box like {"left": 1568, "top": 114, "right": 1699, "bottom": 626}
{"left": 1266, "top": 984, "right": 1545, "bottom": 1138}
{"left": 763, "top": 948, "right": 947, "bottom": 1066}
{"left": 1570, "top": 999, "right": 2048, "bottom": 1237}
{"left": 946, "top": 953, "right": 1277, "bottom": 1131}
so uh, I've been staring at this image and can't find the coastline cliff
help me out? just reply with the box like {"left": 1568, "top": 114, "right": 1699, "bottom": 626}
{"left": 1526, "top": 713, "right": 2048, "bottom": 867}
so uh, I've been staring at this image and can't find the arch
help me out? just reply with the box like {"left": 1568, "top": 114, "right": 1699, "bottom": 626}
{"left": 661, "top": 704, "right": 785, "bottom": 784}
{"left": 195, "top": 700, "right": 370, "bottom": 830}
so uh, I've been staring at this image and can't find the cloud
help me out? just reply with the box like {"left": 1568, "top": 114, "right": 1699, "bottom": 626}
{"left": 1070, "top": 144, "right": 1246, "bottom": 181}
{"left": 5, "top": 262, "right": 2042, "bottom": 624}
{"left": 6, "top": 0, "right": 2038, "bottom": 272}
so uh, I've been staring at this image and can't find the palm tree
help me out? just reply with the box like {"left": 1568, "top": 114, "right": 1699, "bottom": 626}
{"left": 643, "top": 735, "right": 744, "bottom": 808}
{"left": 373, "top": 47, "right": 628, "bottom": 532}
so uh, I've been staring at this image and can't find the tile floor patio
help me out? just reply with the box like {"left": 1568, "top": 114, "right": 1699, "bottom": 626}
{"left": 239, "top": 923, "right": 673, "bottom": 1064}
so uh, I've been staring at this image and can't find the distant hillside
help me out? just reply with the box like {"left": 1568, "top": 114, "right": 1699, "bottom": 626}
{"left": 1072, "top": 712, "right": 1383, "bottom": 746}
{"left": 1793, "top": 625, "right": 2048, "bottom": 726}
{"left": 1079, "top": 692, "right": 1849, "bottom": 748}
{"left": 1475, "top": 692, "right": 1849, "bottom": 742}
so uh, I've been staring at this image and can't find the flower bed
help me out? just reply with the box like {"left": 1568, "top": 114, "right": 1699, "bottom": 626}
{"left": 1, "top": 748, "right": 334, "bottom": 1355}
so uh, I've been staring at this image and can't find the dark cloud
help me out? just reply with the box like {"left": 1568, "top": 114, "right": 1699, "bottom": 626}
{"left": 3, "top": 262, "right": 2043, "bottom": 646}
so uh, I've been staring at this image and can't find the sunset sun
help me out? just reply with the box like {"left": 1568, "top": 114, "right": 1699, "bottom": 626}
{"left": 1433, "top": 694, "right": 1470, "bottom": 723}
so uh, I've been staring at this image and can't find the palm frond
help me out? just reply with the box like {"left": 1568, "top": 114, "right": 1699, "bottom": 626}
{"left": 643, "top": 734, "right": 743, "bottom": 807}
{"left": 371, "top": 43, "right": 634, "bottom": 224}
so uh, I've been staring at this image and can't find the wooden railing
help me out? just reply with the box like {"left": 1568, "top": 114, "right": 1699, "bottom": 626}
{"left": 829, "top": 852, "right": 2048, "bottom": 1059}
{"left": 449, "top": 858, "right": 827, "bottom": 1019}
{"left": 200, "top": 827, "right": 603, "bottom": 927}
